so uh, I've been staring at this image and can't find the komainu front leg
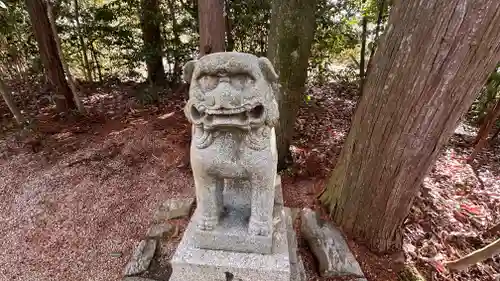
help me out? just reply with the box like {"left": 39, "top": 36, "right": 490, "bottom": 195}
{"left": 249, "top": 175, "right": 275, "bottom": 236}
{"left": 196, "top": 176, "right": 224, "bottom": 231}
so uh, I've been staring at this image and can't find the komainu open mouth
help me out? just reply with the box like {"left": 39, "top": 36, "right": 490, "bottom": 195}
{"left": 190, "top": 104, "right": 265, "bottom": 129}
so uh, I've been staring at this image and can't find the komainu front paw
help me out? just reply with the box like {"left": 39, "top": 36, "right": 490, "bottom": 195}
{"left": 248, "top": 218, "right": 271, "bottom": 236}
{"left": 197, "top": 215, "right": 218, "bottom": 231}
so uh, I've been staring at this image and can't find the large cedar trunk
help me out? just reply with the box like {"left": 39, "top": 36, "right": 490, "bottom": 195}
{"left": 25, "top": 0, "right": 76, "bottom": 112}
{"left": 198, "top": 0, "right": 225, "bottom": 56}
{"left": 267, "top": 0, "right": 317, "bottom": 170}
{"left": 140, "top": 0, "right": 167, "bottom": 86}
{"left": 320, "top": 0, "right": 500, "bottom": 253}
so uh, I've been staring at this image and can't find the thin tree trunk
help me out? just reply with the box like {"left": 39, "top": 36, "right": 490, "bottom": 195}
{"left": 319, "top": 0, "right": 500, "bottom": 253}
{"left": 47, "top": 1, "right": 86, "bottom": 115}
{"left": 25, "top": 0, "right": 76, "bottom": 112}
{"left": 198, "top": 0, "right": 225, "bottom": 56}
{"left": 167, "top": 0, "right": 182, "bottom": 81}
{"left": 366, "top": 0, "right": 386, "bottom": 76}
{"left": 267, "top": 0, "right": 318, "bottom": 170}
{"left": 359, "top": 0, "right": 368, "bottom": 93}
{"left": 225, "top": 0, "right": 234, "bottom": 52}
{"left": 89, "top": 41, "right": 103, "bottom": 83}
{"left": 445, "top": 238, "right": 500, "bottom": 271}
{"left": 0, "top": 78, "right": 25, "bottom": 124}
{"left": 73, "top": 0, "right": 92, "bottom": 82}
{"left": 140, "top": 0, "right": 167, "bottom": 86}
{"left": 468, "top": 97, "right": 500, "bottom": 162}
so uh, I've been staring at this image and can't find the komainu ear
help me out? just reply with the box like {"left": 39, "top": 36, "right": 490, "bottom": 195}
{"left": 183, "top": 60, "right": 197, "bottom": 83}
{"left": 258, "top": 57, "right": 278, "bottom": 83}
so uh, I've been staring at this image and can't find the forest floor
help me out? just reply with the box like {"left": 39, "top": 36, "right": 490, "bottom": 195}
{"left": 0, "top": 79, "right": 499, "bottom": 281}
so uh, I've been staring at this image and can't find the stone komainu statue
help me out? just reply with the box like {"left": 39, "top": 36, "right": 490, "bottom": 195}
{"left": 183, "top": 52, "right": 279, "bottom": 237}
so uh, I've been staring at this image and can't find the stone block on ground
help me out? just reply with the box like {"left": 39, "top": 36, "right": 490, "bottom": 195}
{"left": 153, "top": 198, "right": 194, "bottom": 222}
{"left": 146, "top": 223, "right": 174, "bottom": 239}
{"left": 169, "top": 201, "right": 291, "bottom": 281}
{"left": 123, "top": 239, "right": 157, "bottom": 276}
{"left": 301, "top": 208, "right": 365, "bottom": 278}
{"left": 123, "top": 277, "right": 158, "bottom": 281}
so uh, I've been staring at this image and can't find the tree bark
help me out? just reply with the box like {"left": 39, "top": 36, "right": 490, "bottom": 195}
{"left": 167, "top": 0, "right": 182, "bottom": 82}
{"left": 89, "top": 41, "right": 103, "bottom": 83}
{"left": 73, "top": 0, "right": 92, "bottom": 82}
{"left": 468, "top": 97, "right": 500, "bottom": 161}
{"left": 445, "top": 238, "right": 500, "bottom": 271}
{"left": 140, "top": 0, "right": 167, "bottom": 86}
{"left": 366, "top": 0, "right": 387, "bottom": 77}
{"left": 224, "top": 0, "right": 234, "bottom": 52}
{"left": 0, "top": 78, "right": 25, "bottom": 124}
{"left": 198, "top": 0, "right": 225, "bottom": 56}
{"left": 267, "top": 0, "right": 317, "bottom": 170}
{"left": 47, "top": 1, "right": 85, "bottom": 115}
{"left": 319, "top": 0, "right": 500, "bottom": 253}
{"left": 25, "top": 0, "right": 76, "bottom": 113}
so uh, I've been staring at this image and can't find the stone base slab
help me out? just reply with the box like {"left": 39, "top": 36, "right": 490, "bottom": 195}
{"left": 170, "top": 192, "right": 291, "bottom": 281}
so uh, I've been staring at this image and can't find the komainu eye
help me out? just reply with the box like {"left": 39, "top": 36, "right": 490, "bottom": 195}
{"left": 198, "top": 75, "right": 219, "bottom": 92}
{"left": 230, "top": 74, "right": 252, "bottom": 90}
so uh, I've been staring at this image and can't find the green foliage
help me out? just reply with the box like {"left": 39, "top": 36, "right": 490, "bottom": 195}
{"left": 469, "top": 64, "right": 500, "bottom": 124}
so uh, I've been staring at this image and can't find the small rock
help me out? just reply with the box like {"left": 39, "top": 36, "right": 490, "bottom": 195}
{"left": 301, "top": 208, "right": 365, "bottom": 278}
{"left": 123, "top": 239, "right": 157, "bottom": 276}
{"left": 110, "top": 251, "right": 122, "bottom": 258}
{"left": 153, "top": 198, "right": 194, "bottom": 222}
{"left": 123, "top": 277, "right": 158, "bottom": 281}
{"left": 146, "top": 223, "right": 174, "bottom": 239}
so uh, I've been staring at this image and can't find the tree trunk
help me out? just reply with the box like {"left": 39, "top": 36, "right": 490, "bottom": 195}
{"left": 0, "top": 78, "right": 25, "bottom": 124}
{"left": 73, "top": 0, "right": 92, "bottom": 82}
{"left": 224, "top": 0, "right": 234, "bottom": 52}
{"left": 319, "top": 0, "right": 500, "bottom": 253}
{"left": 47, "top": 1, "right": 85, "bottom": 115}
{"left": 359, "top": 0, "right": 368, "bottom": 93}
{"left": 167, "top": 0, "right": 182, "bottom": 82}
{"left": 140, "top": 0, "right": 167, "bottom": 86}
{"left": 198, "top": 0, "right": 225, "bottom": 56}
{"left": 468, "top": 97, "right": 500, "bottom": 162}
{"left": 25, "top": 0, "right": 76, "bottom": 113}
{"left": 366, "top": 0, "right": 387, "bottom": 76}
{"left": 445, "top": 238, "right": 500, "bottom": 271}
{"left": 267, "top": 0, "right": 317, "bottom": 170}
{"left": 89, "top": 41, "right": 103, "bottom": 83}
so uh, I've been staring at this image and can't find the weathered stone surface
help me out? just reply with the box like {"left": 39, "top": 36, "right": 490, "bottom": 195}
{"left": 146, "top": 223, "right": 174, "bottom": 239}
{"left": 153, "top": 198, "right": 194, "bottom": 222}
{"left": 183, "top": 52, "right": 280, "bottom": 244}
{"left": 193, "top": 175, "right": 283, "bottom": 253}
{"left": 301, "top": 208, "right": 365, "bottom": 278}
{"left": 123, "top": 239, "right": 157, "bottom": 276}
{"left": 290, "top": 207, "right": 300, "bottom": 223}
{"left": 291, "top": 257, "right": 307, "bottom": 281}
{"left": 123, "top": 277, "right": 158, "bottom": 281}
{"left": 169, "top": 201, "right": 291, "bottom": 281}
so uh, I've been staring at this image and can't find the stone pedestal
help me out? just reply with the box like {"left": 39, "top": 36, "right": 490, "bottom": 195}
{"left": 170, "top": 176, "right": 302, "bottom": 281}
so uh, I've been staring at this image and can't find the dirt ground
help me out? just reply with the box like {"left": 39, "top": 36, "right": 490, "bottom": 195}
{"left": 0, "top": 81, "right": 498, "bottom": 281}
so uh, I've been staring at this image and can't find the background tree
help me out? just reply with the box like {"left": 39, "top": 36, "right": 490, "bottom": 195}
{"left": 319, "top": 0, "right": 500, "bottom": 253}
{"left": 140, "top": 0, "right": 166, "bottom": 86}
{"left": 198, "top": 0, "right": 225, "bottom": 56}
{"left": 25, "top": 0, "right": 76, "bottom": 113}
{"left": 267, "top": 0, "right": 318, "bottom": 170}
{"left": 0, "top": 77, "right": 25, "bottom": 124}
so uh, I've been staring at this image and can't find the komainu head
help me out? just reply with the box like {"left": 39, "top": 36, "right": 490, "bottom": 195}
{"left": 183, "top": 52, "right": 279, "bottom": 131}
